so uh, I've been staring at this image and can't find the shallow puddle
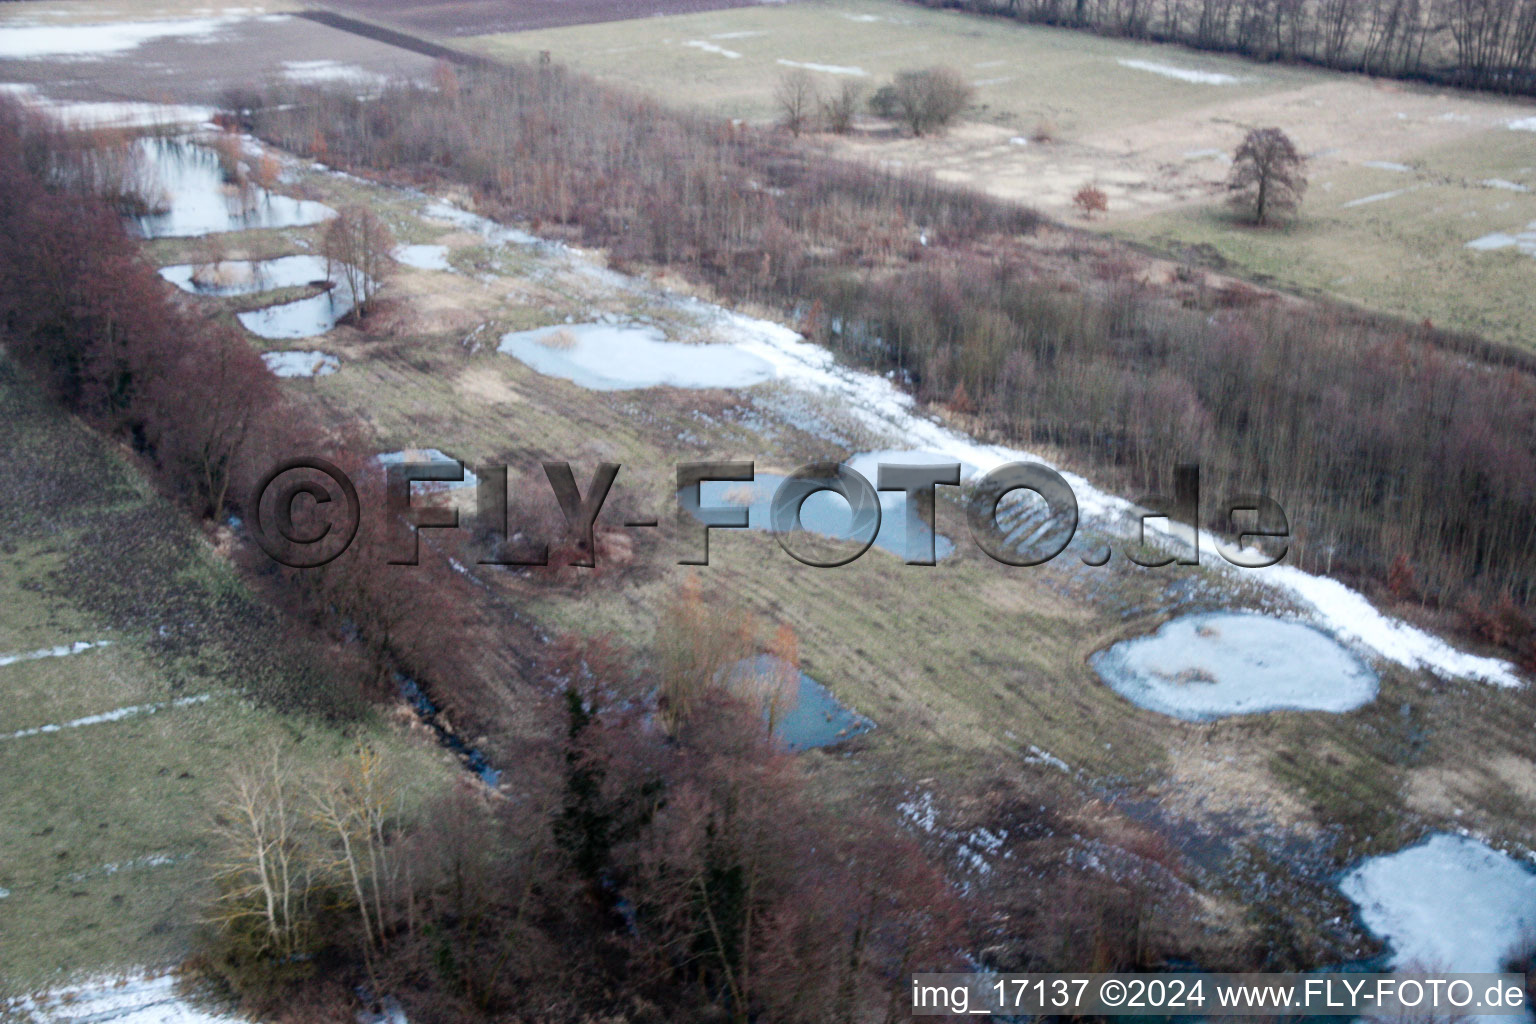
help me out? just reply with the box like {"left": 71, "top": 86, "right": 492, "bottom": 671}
{"left": 732, "top": 654, "right": 873, "bottom": 751}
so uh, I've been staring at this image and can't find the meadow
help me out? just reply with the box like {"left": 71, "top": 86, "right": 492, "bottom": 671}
{"left": 462, "top": 0, "right": 1536, "bottom": 348}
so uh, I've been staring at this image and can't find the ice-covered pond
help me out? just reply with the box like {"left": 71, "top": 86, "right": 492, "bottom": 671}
{"left": 731, "top": 654, "right": 873, "bottom": 751}
{"left": 498, "top": 321, "right": 775, "bottom": 391}
{"left": 129, "top": 137, "right": 334, "bottom": 239}
{"left": 1342, "top": 833, "right": 1536, "bottom": 974}
{"left": 158, "top": 254, "right": 330, "bottom": 297}
{"left": 695, "top": 467, "right": 956, "bottom": 562}
{"left": 236, "top": 279, "right": 357, "bottom": 339}
{"left": 1090, "top": 612, "right": 1378, "bottom": 721}
{"left": 262, "top": 350, "right": 338, "bottom": 378}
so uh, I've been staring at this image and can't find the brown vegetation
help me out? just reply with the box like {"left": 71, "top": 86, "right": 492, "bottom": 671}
{"left": 246, "top": 67, "right": 1536, "bottom": 662}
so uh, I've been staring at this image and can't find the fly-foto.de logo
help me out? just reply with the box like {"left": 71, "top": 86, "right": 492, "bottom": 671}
{"left": 249, "top": 457, "right": 1289, "bottom": 570}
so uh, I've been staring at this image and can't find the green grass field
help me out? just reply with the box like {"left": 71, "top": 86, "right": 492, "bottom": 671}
{"left": 0, "top": 352, "right": 451, "bottom": 993}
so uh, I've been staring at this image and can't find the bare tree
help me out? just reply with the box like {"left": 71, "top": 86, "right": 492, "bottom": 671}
{"left": 774, "top": 69, "right": 819, "bottom": 138}
{"left": 207, "top": 746, "right": 318, "bottom": 960}
{"left": 821, "top": 79, "right": 865, "bottom": 134}
{"left": 1227, "top": 126, "right": 1307, "bottom": 225}
{"left": 321, "top": 204, "right": 393, "bottom": 318}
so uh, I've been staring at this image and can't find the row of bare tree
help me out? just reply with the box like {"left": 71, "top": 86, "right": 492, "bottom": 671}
{"left": 246, "top": 68, "right": 1536, "bottom": 664}
{"left": 920, "top": 0, "right": 1536, "bottom": 93}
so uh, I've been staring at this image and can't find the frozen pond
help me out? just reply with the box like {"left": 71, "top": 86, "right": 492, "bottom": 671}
{"left": 158, "top": 254, "right": 331, "bottom": 297}
{"left": 1342, "top": 833, "right": 1536, "bottom": 974}
{"left": 696, "top": 464, "right": 956, "bottom": 562}
{"left": 129, "top": 138, "right": 334, "bottom": 239}
{"left": 499, "top": 321, "right": 776, "bottom": 391}
{"left": 262, "top": 350, "right": 338, "bottom": 378}
{"left": 1090, "top": 612, "right": 1378, "bottom": 721}
{"left": 732, "top": 655, "right": 872, "bottom": 751}
{"left": 237, "top": 277, "right": 358, "bottom": 339}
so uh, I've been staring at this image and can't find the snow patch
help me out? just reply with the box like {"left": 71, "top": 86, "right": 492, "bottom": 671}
{"left": 0, "top": 17, "right": 243, "bottom": 60}
{"left": 684, "top": 40, "right": 741, "bottom": 58}
{"left": 280, "top": 59, "right": 383, "bottom": 85}
{"left": 5, "top": 694, "right": 211, "bottom": 741}
{"left": 393, "top": 243, "right": 453, "bottom": 271}
{"left": 1508, "top": 117, "right": 1536, "bottom": 132}
{"left": 12, "top": 971, "right": 245, "bottom": 1024}
{"left": 1117, "top": 58, "right": 1241, "bottom": 84}
{"left": 1342, "top": 188, "right": 1411, "bottom": 208}
{"left": 0, "top": 639, "right": 110, "bottom": 668}
{"left": 775, "top": 59, "right": 867, "bottom": 76}
{"left": 1363, "top": 160, "right": 1412, "bottom": 172}
{"left": 262, "top": 350, "right": 339, "bottom": 378}
{"left": 1482, "top": 178, "right": 1530, "bottom": 192}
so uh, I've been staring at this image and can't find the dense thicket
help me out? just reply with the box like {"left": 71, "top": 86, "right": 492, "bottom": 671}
{"left": 913, "top": 0, "right": 1536, "bottom": 94}
{"left": 249, "top": 67, "right": 1536, "bottom": 660}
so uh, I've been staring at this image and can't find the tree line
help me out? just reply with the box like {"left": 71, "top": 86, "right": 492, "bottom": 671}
{"left": 914, "top": 0, "right": 1536, "bottom": 94}
{"left": 245, "top": 66, "right": 1536, "bottom": 666}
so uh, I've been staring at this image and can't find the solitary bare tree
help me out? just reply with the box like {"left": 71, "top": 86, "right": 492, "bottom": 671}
{"left": 322, "top": 205, "right": 393, "bottom": 318}
{"left": 1228, "top": 127, "right": 1307, "bottom": 225}
{"left": 774, "top": 69, "right": 819, "bottom": 138}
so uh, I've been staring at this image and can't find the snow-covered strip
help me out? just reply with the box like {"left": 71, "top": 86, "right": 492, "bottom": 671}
{"left": 1363, "top": 160, "right": 1412, "bottom": 172}
{"left": 281, "top": 59, "right": 384, "bottom": 85}
{"left": 4, "top": 694, "right": 211, "bottom": 741}
{"left": 421, "top": 194, "right": 1521, "bottom": 687}
{"left": 66, "top": 852, "right": 188, "bottom": 883}
{"left": 0, "top": 639, "right": 110, "bottom": 668}
{"left": 0, "top": 85, "right": 214, "bottom": 129}
{"left": 684, "top": 40, "right": 742, "bottom": 59}
{"left": 10, "top": 970, "right": 245, "bottom": 1024}
{"left": 1025, "top": 744, "right": 1070, "bottom": 772}
{"left": 1482, "top": 178, "right": 1530, "bottom": 192}
{"left": 1116, "top": 58, "right": 1240, "bottom": 84}
{"left": 1509, "top": 117, "right": 1536, "bottom": 132}
{"left": 1342, "top": 187, "right": 1412, "bottom": 208}
{"left": 0, "top": 17, "right": 245, "bottom": 60}
{"left": 775, "top": 58, "right": 867, "bottom": 76}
